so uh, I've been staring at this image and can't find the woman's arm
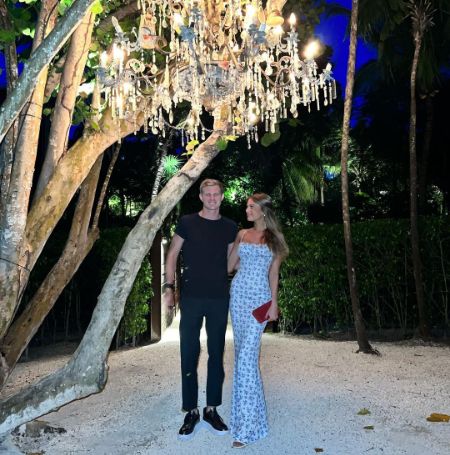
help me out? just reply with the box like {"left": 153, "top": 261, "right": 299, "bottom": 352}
{"left": 227, "top": 229, "right": 245, "bottom": 273}
{"left": 266, "top": 255, "right": 282, "bottom": 321}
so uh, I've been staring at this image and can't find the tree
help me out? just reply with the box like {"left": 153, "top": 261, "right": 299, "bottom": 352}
{"left": 0, "top": 0, "right": 98, "bottom": 143}
{"left": 0, "top": 114, "right": 227, "bottom": 434}
{"left": 347, "top": 0, "right": 449, "bottom": 336}
{"left": 0, "top": 0, "right": 326, "bottom": 434}
{"left": 340, "top": 0, "right": 376, "bottom": 353}
{"left": 407, "top": 0, "right": 434, "bottom": 338}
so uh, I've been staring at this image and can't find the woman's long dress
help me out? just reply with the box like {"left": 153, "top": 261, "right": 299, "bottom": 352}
{"left": 230, "top": 242, "right": 273, "bottom": 444}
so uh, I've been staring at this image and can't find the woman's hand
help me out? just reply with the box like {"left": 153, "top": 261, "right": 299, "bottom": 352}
{"left": 266, "top": 303, "right": 279, "bottom": 322}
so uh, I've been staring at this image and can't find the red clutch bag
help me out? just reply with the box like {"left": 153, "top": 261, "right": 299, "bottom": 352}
{"left": 252, "top": 300, "right": 272, "bottom": 323}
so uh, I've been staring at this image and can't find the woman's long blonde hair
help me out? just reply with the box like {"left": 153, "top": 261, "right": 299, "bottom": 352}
{"left": 249, "top": 193, "right": 289, "bottom": 259}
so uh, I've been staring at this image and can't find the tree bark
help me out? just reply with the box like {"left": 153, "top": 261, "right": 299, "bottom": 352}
{"left": 34, "top": 11, "right": 96, "bottom": 202}
{"left": 409, "top": 14, "right": 429, "bottom": 338}
{"left": 151, "top": 131, "right": 176, "bottom": 201}
{"left": 340, "top": 0, "right": 376, "bottom": 354}
{"left": 44, "top": 56, "right": 66, "bottom": 99}
{"left": 0, "top": 156, "right": 105, "bottom": 389}
{"left": 0, "top": 0, "right": 59, "bottom": 341}
{"left": 0, "top": 117, "right": 227, "bottom": 435}
{"left": 0, "top": 110, "right": 144, "bottom": 341}
{"left": 24, "top": 111, "right": 145, "bottom": 272}
{"left": 0, "top": 3, "right": 19, "bottom": 222}
{"left": 0, "top": 142, "right": 118, "bottom": 388}
{"left": 418, "top": 94, "right": 434, "bottom": 211}
{"left": 0, "top": 0, "right": 98, "bottom": 143}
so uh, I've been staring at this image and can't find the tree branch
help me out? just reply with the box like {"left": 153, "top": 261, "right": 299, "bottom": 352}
{"left": 0, "top": 0, "right": 98, "bottom": 144}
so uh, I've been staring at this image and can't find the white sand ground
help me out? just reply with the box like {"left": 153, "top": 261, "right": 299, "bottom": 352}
{"left": 2, "top": 316, "right": 450, "bottom": 455}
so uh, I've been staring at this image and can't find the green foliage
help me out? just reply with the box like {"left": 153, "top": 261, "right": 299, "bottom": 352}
{"left": 72, "top": 98, "right": 92, "bottom": 125}
{"left": 4, "top": 3, "right": 35, "bottom": 43}
{"left": 279, "top": 223, "right": 347, "bottom": 332}
{"left": 223, "top": 176, "right": 254, "bottom": 205}
{"left": 216, "top": 137, "right": 230, "bottom": 151}
{"left": 122, "top": 257, "right": 152, "bottom": 340}
{"left": 162, "top": 155, "right": 182, "bottom": 179}
{"left": 279, "top": 216, "right": 450, "bottom": 335}
{"left": 0, "top": 30, "right": 16, "bottom": 44}
{"left": 58, "top": 0, "right": 75, "bottom": 17}
{"left": 94, "top": 228, "right": 153, "bottom": 341}
{"left": 91, "top": 0, "right": 103, "bottom": 15}
{"left": 261, "top": 131, "right": 281, "bottom": 147}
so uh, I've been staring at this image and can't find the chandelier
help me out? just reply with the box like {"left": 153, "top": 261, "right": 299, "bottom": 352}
{"left": 97, "top": 0, "right": 336, "bottom": 147}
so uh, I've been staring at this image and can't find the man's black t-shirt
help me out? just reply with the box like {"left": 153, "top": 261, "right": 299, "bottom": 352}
{"left": 175, "top": 213, "right": 238, "bottom": 299}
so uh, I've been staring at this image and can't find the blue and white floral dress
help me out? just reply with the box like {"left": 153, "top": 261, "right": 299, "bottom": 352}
{"left": 230, "top": 241, "right": 273, "bottom": 444}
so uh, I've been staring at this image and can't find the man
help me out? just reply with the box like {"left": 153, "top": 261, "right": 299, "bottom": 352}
{"left": 163, "top": 179, "right": 238, "bottom": 440}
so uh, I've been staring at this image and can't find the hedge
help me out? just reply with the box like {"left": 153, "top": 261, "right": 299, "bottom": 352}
{"left": 279, "top": 217, "right": 450, "bottom": 336}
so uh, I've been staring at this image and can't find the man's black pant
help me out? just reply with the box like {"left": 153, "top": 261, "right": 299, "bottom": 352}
{"left": 179, "top": 297, "right": 229, "bottom": 412}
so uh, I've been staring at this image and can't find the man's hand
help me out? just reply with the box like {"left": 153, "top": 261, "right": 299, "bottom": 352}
{"left": 163, "top": 289, "right": 175, "bottom": 309}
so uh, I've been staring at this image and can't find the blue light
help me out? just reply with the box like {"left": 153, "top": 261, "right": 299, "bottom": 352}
{"left": 315, "top": 0, "right": 377, "bottom": 93}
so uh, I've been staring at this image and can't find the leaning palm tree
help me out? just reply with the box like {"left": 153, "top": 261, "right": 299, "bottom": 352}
{"left": 407, "top": 0, "right": 435, "bottom": 338}
{"left": 340, "top": 0, "right": 376, "bottom": 353}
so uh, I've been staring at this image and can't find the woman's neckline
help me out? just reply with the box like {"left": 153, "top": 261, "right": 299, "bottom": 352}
{"left": 240, "top": 241, "right": 268, "bottom": 247}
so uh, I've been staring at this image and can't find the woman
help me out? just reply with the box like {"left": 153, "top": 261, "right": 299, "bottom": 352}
{"left": 228, "top": 193, "right": 289, "bottom": 448}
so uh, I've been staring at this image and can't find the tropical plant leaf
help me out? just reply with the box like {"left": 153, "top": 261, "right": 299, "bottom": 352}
{"left": 216, "top": 137, "right": 229, "bottom": 151}
{"left": 261, "top": 130, "right": 281, "bottom": 147}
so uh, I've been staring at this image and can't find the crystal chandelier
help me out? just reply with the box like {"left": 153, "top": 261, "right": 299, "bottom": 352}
{"left": 97, "top": 0, "right": 336, "bottom": 147}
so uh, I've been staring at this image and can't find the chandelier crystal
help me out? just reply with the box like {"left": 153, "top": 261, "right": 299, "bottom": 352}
{"left": 97, "top": 0, "right": 336, "bottom": 147}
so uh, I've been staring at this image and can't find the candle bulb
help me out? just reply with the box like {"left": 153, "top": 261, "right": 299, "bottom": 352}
{"left": 289, "top": 13, "right": 296, "bottom": 30}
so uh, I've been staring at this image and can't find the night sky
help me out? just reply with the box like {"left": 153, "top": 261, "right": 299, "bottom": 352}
{"left": 315, "top": 0, "right": 377, "bottom": 90}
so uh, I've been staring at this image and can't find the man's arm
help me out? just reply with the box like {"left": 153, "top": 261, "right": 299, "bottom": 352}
{"left": 163, "top": 234, "right": 184, "bottom": 308}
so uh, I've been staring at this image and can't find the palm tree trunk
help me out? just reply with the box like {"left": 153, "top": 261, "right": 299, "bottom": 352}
{"left": 341, "top": 0, "right": 376, "bottom": 354}
{"left": 409, "top": 2, "right": 430, "bottom": 338}
{"left": 418, "top": 94, "right": 434, "bottom": 211}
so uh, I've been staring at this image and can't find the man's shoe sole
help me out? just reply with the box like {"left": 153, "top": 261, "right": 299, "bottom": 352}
{"left": 177, "top": 421, "right": 200, "bottom": 441}
{"left": 202, "top": 420, "right": 229, "bottom": 436}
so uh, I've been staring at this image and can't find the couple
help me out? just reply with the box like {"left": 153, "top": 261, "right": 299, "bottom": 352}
{"left": 163, "top": 179, "right": 288, "bottom": 448}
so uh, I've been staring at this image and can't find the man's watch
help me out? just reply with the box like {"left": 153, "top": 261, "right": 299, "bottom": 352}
{"left": 162, "top": 282, "right": 175, "bottom": 291}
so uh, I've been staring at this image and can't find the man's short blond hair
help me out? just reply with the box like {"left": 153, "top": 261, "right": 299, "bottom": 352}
{"left": 199, "top": 179, "right": 224, "bottom": 194}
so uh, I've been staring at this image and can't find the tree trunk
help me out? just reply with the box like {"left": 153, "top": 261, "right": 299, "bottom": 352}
{"left": 0, "top": 0, "right": 59, "bottom": 341}
{"left": 0, "top": 156, "right": 102, "bottom": 389}
{"left": 148, "top": 132, "right": 175, "bottom": 341}
{"left": 0, "top": 0, "right": 98, "bottom": 143}
{"left": 340, "top": 0, "right": 376, "bottom": 354}
{"left": 0, "top": 142, "right": 119, "bottom": 389}
{"left": 409, "top": 18, "right": 429, "bottom": 338}
{"left": 0, "top": 110, "right": 144, "bottom": 341}
{"left": 34, "top": 11, "right": 96, "bottom": 202}
{"left": 0, "top": 117, "right": 227, "bottom": 435}
{"left": 0, "top": 3, "right": 19, "bottom": 212}
{"left": 418, "top": 94, "right": 434, "bottom": 211}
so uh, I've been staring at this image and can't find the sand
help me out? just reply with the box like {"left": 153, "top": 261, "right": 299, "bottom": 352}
{"left": 2, "top": 317, "right": 450, "bottom": 455}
